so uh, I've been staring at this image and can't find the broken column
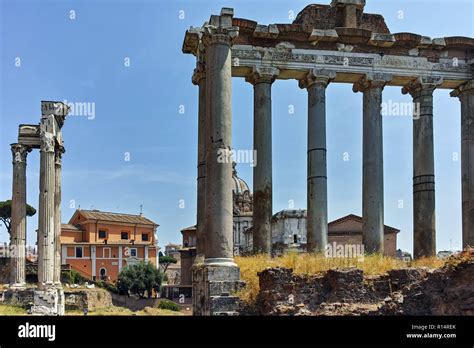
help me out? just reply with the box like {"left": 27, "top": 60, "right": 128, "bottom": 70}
{"left": 246, "top": 65, "right": 279, "bottom": 254}
{"left": 9, "top": 143, "right": 31, "bottom": 288}
{"left": 192, "top": 8, "right": 244, "bottom": 316}
{"left": 32, "top": 101, "right": 68, "bottom": 315}
{"left": 299, "top": 69, "right": 335, "bottom": 253}
{"left": 353, "top": 73, "right": 391, "bottom": 254}
{"left": 403, "top": 76, "right": 442, "bottom": 258}
{"left": 451, "top": 80, "right": 474, "bottom": 249}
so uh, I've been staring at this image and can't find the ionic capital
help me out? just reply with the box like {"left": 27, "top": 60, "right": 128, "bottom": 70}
{"left": 245, "top": 66, "right": 280, "bottom": 85}
{"left": 450, "top": 80, "right": 474, "bottom": 98}
{"left": 11, "top": 143, "right": 31, "bottom": 164}
{"left": 402, "top": 76, "right": 443, "bottom": 98}
{"left": 299, "top": 69, "right": 336, "bottom": 89}
{"left": 353, "top": 72, "right": 392, "bottom": 93}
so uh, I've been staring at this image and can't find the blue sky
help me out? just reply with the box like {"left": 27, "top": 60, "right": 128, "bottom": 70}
{"left": 0, "top": 0, "right": 472, "bottom": 253}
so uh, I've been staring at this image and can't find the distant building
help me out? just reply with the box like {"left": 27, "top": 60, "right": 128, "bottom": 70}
{"left": 245, "top": 212, "right": 399, "bottom": 257}
{"left": 163, "top": 243, "right": 182, "bottom": 285}
{"left": 437, "top": 250, "right": 461, "bottom": 259}
{"left": 60, "top": 209, "right": 159, "bottom": 282}
{"left": 396, "top": 249, "right": 413, "bottom": 262}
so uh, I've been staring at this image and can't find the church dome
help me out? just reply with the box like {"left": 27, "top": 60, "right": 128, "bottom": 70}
{"left": 232, "top": 163, "right": 253, "bottom": 214}
{"left": 232, "top": 162, "right": 250, "bottom": 195}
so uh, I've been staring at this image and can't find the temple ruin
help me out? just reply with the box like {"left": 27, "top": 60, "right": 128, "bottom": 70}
{"left": 183, "top": 1, "right": 474, "bottom": 315}
{"left": 9, "top": 101, "right": 70, "bottom": 315}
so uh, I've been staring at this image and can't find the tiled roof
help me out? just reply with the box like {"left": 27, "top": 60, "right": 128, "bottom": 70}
{"left": 329, "top": 214, "right": 400, "bottom": 233}
{"left": 75, "top": 209, "right": 157, "bottom": 226}
{"left": 61, "top": 223, "right": 81, "bottom": 231}
{"left": 181, "top": 225, "right": 196, "bottom": 232}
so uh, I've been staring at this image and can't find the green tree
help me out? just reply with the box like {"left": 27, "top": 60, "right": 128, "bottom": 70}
{"left": 159, "top": 255, "right": 177, "bottom": 272}
{"left": 117, "top": 261, "right": 163, "bottom": 299}
{"left": 0, "top": 200, "right": 36, "bottom": 235}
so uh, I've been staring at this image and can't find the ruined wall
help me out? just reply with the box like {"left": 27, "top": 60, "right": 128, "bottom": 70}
{"left": 1, "top": 288, "right": 112, "bottom": 311}
{"left": 252, "top": 250, "right": 474, "bottom": 315}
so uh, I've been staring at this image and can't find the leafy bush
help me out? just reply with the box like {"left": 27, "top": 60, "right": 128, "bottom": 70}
{"left": 117, "top": 261, "right": 163, "bottom": 298}
{"left": 95, "top": 280, "right": 119, "bottom": 294}
{"left": 158, "top": 299, "right": 180, "bottom": 312}
{"left": 61, "top": 269, "right": 87, "bottom": 285}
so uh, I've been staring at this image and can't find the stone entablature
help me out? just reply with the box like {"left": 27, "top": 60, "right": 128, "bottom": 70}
{"left": 183, "top": 3, "right": 473, "bottom": 89}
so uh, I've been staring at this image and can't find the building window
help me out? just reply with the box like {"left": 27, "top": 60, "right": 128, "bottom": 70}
{"left": 130, "top": 248, "right": 137, "bottom": 257}
{"left": 141, "top": 233, "right": 149, "bottom": 241}
{"left": 103, "top": 247, "right": 111, "bottom": 258}
{"left": 293, "top": 234, "right": 298, "bottom": 244}
{"left": 98, "top": 230, "right": 107, "bottom": 239}
{"left": 75, "top": 247, "right": 83, "bottom": 258}
{"left": 121, "top": 232, "right": 129, "bottom": 240}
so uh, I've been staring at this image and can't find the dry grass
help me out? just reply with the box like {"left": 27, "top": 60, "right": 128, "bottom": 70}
{"left": 0, "top": 304, "right": 27, "bottom": 315}
{"left": 65, "top": 305, "right": 184, "bottom": 316}
{"left": 235, "top": 253, "right": 446, "bottom": 303}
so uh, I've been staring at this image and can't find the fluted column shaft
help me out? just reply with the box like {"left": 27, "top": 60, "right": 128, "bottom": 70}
{"left": 203, "top": 26, "right": 238, "bottom": 262}
{"left": 193, "top": 63, "right": 207, "bottom": 256}
{"left": 353, "top": 73, "right": 391, "bottom": 254}
{"left": 246, "top": 66, "right": 279, "bottom": 254}
{"left": 38, "top": 115, "right": 56, "bottom": 287}
{"left": 300, "top": 69, "right": 335, "bottom": 253}
{"left": 53, "top": 146, "right": 64, "bottom": 284}
{"left": 451, "top": 80, "right": 474, "bottom": 249}
{"left": 10, "top": 143, "right": 31, "bottom": 287}
{"left": 403, "top": 76, "right": 442, "bottom": 258}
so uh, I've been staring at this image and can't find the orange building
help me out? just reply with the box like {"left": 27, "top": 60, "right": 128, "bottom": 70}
{"left": 60, "top": 209, "right": 159, "bottom": 282}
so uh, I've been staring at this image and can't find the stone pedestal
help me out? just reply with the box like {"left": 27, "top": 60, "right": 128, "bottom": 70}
{"left": 192, "top": 260, "right": 245, "bottom": 316}
{"left": 31, "top": 287, "right": 64, "bottom": 315}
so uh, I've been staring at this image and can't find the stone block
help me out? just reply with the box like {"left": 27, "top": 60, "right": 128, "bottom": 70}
{"left": 192, "top": 263, "right": 244, "bottom": 316}
{"left": 330, "top": 0, "right": 366, "bottom": 9}
{"left": 309, "top": 29, "right": 338, "bottom": 44}
{"left": 369, "top": 33, "right": 395, "bottom": 47}
{"left": 31, "top": 288, "right": 65, "bottom": 316}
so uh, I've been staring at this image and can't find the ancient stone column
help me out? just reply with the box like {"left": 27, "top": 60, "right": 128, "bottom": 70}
{"left": 191, "top": 9, "right": 244, "bottom": 317}
{"left": 37, "top": 114, "right": 57, "bottom": 288}
{"left": 299, "top": 69, "right": 336, "bottom": 253}
{"left": 202, "top": 17, "right": 238, "bottom": 263}
{"left": 193, "top": 60, "right": 207, "bottom": 257}
{"left": 353, "top": 73, "right": 391, "bottom": 254}
{"left": 246, "top": 65, "right": 279, "bottom": 254}
{"left": 451, "top": 80, "right": 474, "bottom": 249}
{"left": 53, "top": 145, "right": 65, "bottom": 284}
{"left": 403, "top": 76, "right": 442, "bottom": 258}
{"left": 10, "top": 143, "right": 31, "bottom": 288}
